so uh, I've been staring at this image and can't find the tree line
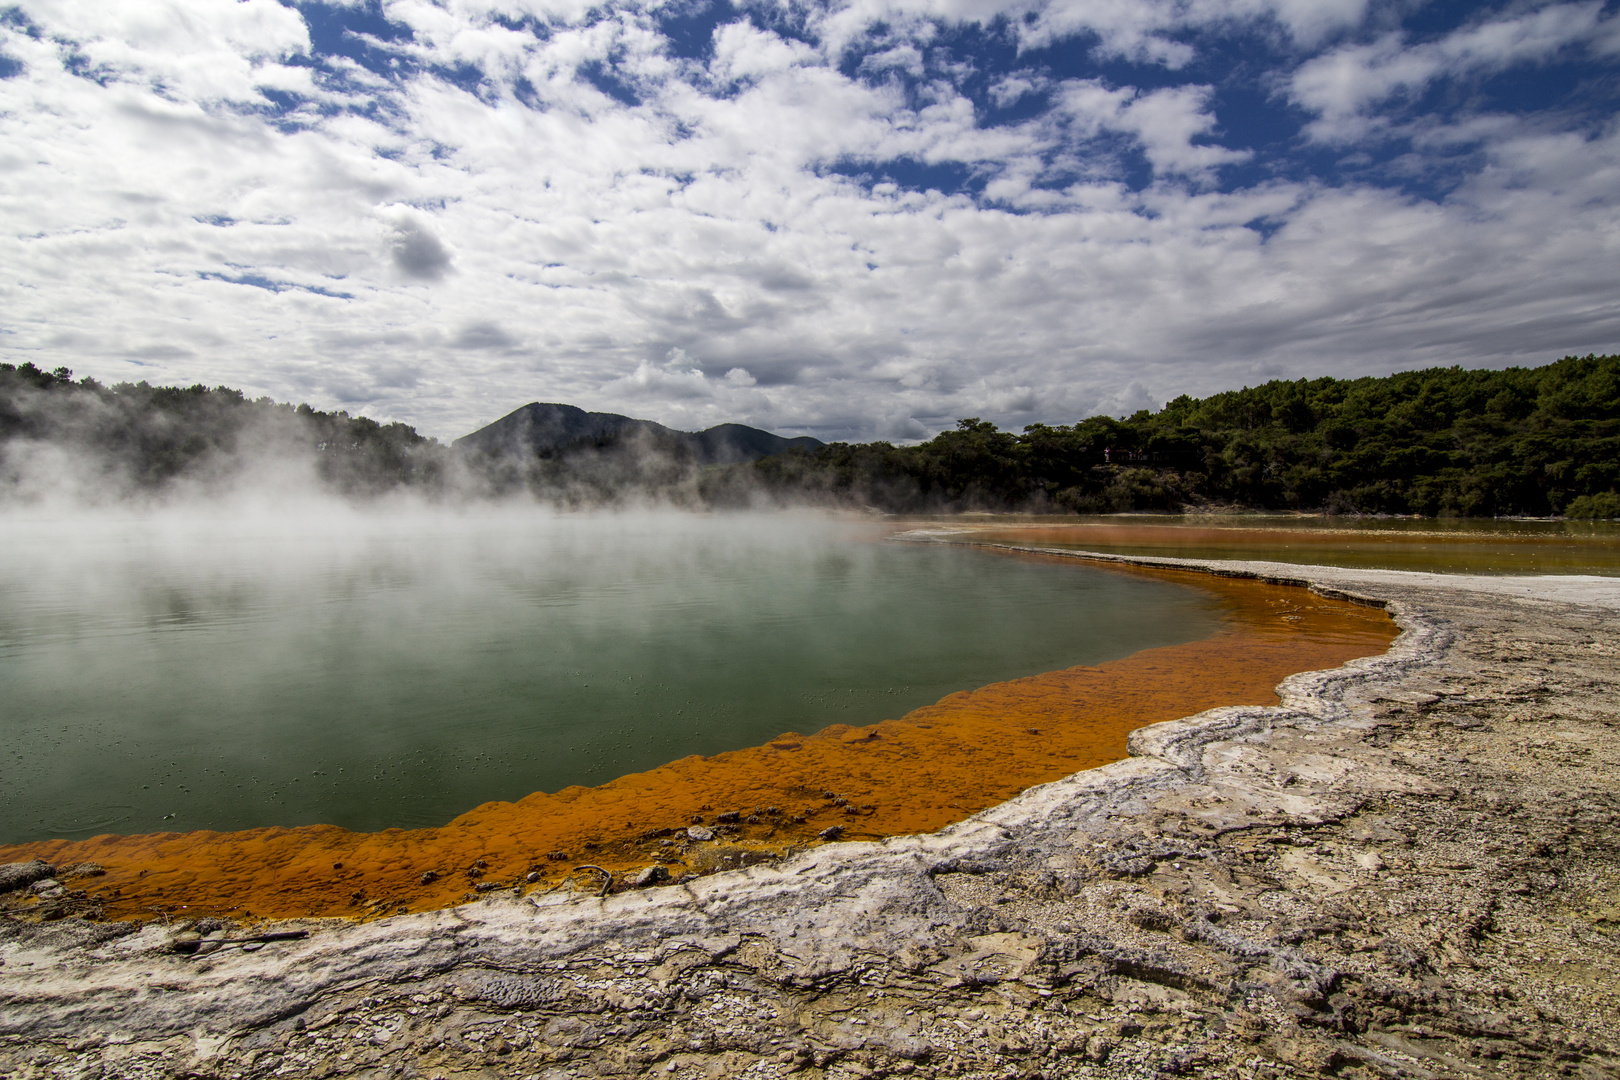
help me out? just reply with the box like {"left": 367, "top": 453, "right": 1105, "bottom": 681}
{"left": 704, "top": 354, "right": 1620, "bottom": 517}
{"left": 0, "top": 363, "right": 446, "bottom": 498}
{"left": 3, "top": 354, "right": 1616, "bottom": 516}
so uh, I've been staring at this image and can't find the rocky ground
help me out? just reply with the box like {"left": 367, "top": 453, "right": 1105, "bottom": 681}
{"left": 1, "top": 553, "right": 1617, "bottom": 1080}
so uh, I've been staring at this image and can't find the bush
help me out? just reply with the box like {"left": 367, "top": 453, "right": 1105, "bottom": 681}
{"left": 1563, "top": 491, "right": 1620, "bottom": 519}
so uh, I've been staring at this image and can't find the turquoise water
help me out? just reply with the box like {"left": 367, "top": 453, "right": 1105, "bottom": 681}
{"left": 0, "top": 508, "right": 1226, "bottom": 842}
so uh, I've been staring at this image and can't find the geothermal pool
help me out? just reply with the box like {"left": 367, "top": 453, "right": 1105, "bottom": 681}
{"left": 0, "top": 508, "right": 1230, "bottom": 844}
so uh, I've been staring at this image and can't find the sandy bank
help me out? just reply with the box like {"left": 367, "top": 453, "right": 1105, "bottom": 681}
{"left": 2, "top": 551, "right": 1618, "bottom": 1080}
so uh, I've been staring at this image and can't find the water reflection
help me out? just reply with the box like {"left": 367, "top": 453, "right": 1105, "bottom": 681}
{"left": 0, "top": 507, "right": 1226, "bottom": 842}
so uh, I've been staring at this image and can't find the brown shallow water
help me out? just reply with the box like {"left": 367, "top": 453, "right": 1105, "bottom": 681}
{"left": 940, "top": 515, "right": 1620, "bottom": 575}
{"left": 0, "top": 554, "right": 1395, "bottom": 923}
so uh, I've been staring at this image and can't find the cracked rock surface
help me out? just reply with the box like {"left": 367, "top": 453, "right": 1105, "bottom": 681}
{"left": 1, "top": 554, "right": 1617, "bottom": 1080}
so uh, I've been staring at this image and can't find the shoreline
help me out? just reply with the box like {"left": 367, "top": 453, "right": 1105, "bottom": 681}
{"left": 0, "top": 556, "right": 1393, "bottom": 924}
{"left": 2, "top": 552, "right": 1618, "bottom": 1079}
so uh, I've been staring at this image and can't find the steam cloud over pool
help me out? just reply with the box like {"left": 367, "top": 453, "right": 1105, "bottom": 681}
{"left": 0, "top": 507, "right": 1227, "bottom": 843}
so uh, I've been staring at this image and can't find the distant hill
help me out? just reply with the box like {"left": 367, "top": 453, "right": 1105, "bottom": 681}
{"left": 454, "top": 402, "right": 823, "bottom": 464}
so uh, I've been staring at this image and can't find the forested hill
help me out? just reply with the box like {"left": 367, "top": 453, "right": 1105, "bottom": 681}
{"left": 707, "top": 354, "right": 1620, "bottom": 518}
{"left": 0, "top": 363, "right": 445, "bottom": 497}
{"left": 0, "top": 364, "right": 816, "bottom": 503}
{"left": 4, "top": 355, "right": 1616, "bottom": 515}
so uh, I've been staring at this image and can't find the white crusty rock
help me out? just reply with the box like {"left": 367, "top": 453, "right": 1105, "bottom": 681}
{"left": 1, "top": 555, "right": 1617, "bottom": 1080}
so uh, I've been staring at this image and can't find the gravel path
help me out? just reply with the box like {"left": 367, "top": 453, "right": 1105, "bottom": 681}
{"left": 2, "top": 552, "right": 1617, "bottom": 1080}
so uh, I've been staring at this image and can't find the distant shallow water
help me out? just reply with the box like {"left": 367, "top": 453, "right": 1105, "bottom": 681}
{"left": 0, "top": 507, "right": 1229, "bottom": 843}
{"left": 936, "top": 514, "right": 1620, "bottom": 575}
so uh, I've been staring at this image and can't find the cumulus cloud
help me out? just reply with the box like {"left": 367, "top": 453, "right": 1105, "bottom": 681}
{"left": 453, "top": 321, "right": 517, "bottom": 349}
{"left": 391, "top": 217, "right": 454, "bottom": 281}
{"left": 0, "top": 0, "right": 1615, "bottom": 444}
{"left": 710, "top": 20, "right": 818, "bottom": 83}
{"left": 1291, "top": 3, "right": 1608, "bottom": 141}
{"left": 27, "top": 0, "right": 311, "bottom": 101}
{"left": 1057, "top": 80, "right": 1250, "bottom": 180}
{"left": 605, "top": 359, "right": 718, "bottom": 400}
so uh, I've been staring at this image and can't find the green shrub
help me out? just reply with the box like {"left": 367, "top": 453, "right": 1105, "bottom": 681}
{"left": 1563, "top": 491, "right": 1620, "bottom": 519}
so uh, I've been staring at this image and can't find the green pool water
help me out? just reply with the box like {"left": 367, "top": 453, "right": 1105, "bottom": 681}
{"left": 0, "top": 508, "right": 1227, "bottom": 843}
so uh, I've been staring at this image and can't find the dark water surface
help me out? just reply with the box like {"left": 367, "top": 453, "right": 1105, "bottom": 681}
{"left": 0, "top": 509, "right": 1226, "bottom": 842}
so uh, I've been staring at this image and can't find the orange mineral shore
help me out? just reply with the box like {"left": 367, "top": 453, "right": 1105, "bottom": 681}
{"left": 1, "top": 556, "right": 1396, "bottom": 923}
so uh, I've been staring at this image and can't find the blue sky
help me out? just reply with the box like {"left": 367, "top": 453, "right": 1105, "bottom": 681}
{"left": 1, "top": 0, "right": 1617, "bottom": 440}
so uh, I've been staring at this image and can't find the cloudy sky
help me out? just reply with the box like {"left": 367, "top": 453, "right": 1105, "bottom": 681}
{"left": 1, "top": 0, "right": 1617, "bottom": 441}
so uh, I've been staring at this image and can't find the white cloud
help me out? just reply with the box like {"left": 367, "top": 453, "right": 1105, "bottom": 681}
{"left": 24, "top": 0, "right": 310, "bottom": 101}
{"left": 1291, "top": 3, "right": 1607, "bottom": 141}
{"left": 841, "top": 0, "right": 1370, "bottom": 64}
{"left": 1226, "top": 0, "right": 1370, "bottom": 46}
{"left": 604, "top": 359, "right": 717, "bottom": 400}
{"left": 1596, "top": 12, "right": 1620, "bottom": 55}
{"left": 987, "top": 74, "right": 1042, "bottom": 109}
{"left": 0, "top": 0, "right": 1615, "bottom": 446}
{"left": 858, "top": 43, "right": 927, "bottom": 78}
{"left": 1057, "top": 80, "right": 1249, "bottom": 179}
{"left": 710, "top": 21, "right": 819, "bottom": 83}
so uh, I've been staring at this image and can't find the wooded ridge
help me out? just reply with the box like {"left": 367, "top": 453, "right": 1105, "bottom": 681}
{"left": 3, "top": 354, "right": 1615, "bottom": 516}
{"left": 706, "top": 353, "right": 1620, "bottom": 518}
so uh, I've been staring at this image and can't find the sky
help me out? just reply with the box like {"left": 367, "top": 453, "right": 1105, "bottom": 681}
{"left": 1, "top": 0, "right": 1617, "bottom": 442}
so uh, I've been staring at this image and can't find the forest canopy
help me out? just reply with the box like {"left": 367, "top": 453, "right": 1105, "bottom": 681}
{"left": 3, "top": 354, "right": 1617, "bottom": 516}
{"left": 706, "top": 354, "right": 1620, "bottom": 517}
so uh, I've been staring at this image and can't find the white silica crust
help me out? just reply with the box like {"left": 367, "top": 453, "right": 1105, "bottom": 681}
{"left": 3, "top": 551, "right": 1618, "bottom": 1079}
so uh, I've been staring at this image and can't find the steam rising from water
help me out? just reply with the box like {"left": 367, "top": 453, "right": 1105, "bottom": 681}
{"left": 0, "top": 503, "right": 1224, "bottom": 842}
{"left": 0, "top": 368, "right": 785, "bottom": 511}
